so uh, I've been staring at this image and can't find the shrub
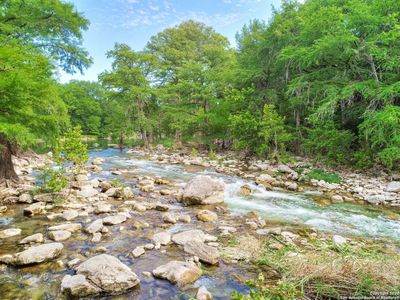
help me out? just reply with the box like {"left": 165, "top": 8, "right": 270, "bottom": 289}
{"left": 359, "top": 105, "right": 400, "bottom": 169}
{"left": 304, "top": 122, "right": 355, "bottom": 165}
{"left": 304, "top": 169, "right": 342, "bottom": 184}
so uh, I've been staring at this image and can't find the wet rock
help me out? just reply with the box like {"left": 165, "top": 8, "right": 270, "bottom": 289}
{"left": 95, "top": 202, "right": 112, "bottom": 214}
{"left": 61, "top": 274, "right": 100, "bottom": 297}
{"left": 122, "top": 187, "right": 134, "bottom": 199}
{"left": 19, "top": 233, "right": 43, "bottom": 244}
{"left": 33, "top": 193, "right": 62, "bottom": 203}
{"left": 178, "top": 215, "right": 191, "bottom": 223}
{"left": 92, "top": 157, "right": 104, "bottom": 165}
{"left": 0, "top": 228, "right": 21, "bottom": 239}
{"left": 197, "top": 286, "right": 213, "bottom": 300}
{"left": 67, "top": 258, "right": 81, "bottom": 268}
{"left": 75, "top": 254, "right": 140, "bottom": 294}
{"left": 152, "top": 261, "right": 202, "bottom": 287}
{"left": 162, "top": 212, "right": 176, "bottom": 224}
{"left": 182, "top": 175, "right": 225, "bottom": 205}
{"left": 246, "top": 221, "right": 258, "bottom": 229}
{"left": 387, "top": 181, "right": 400, "bottom": 193}
{"left": 331, "top": 195, "right": 344, "bottom": 203}
{"left": 18, "top": 193, "right": 33, "bottom": 203}
{"left": 91, "top": 232, "right": 102, "bottom": 243}
{"left": 85, "top": 219, "right": 104, "bottom": 234}
{"left": 13, "top": 243, "right": 63, "bottom": 265}
{"left": 49, "top": 223, "right": 82, "bottom": 233}
{"left": 183, "top": 241, "right": 219, "bottom": 265}
{"left": 100, "top": 181, "right": 112, "bottom": 192}
{"left": 62, "top": 210, "right": 79, "bottom": 221}
{"left": 196, "top": 210, "right": 218, "bottom": 222}
{"left": 152, "top": 231, "right": 171, "bottom": 245}
{"left": 255, "top": 173, "right": 275, "bottom": 188}
{"left": 78, "top": 187, "right": 99, "bottom": 198}
{"left": 0, "top": 206, "right": 7, "bottom": 214}
{"left": 155, "top": 203, "right": 170, "bottom": 211}
{"left": 285, "top": 182, "right": 298, "bottom": 191}
{"left": 140, "top": 185, "right": 154, "bottom": 192}
{"left": 132, "top": 246, "right": 145, "bottom": 258}
{"left": 239, "top": 184, "right": 252, "bottom": 196}
{"left": 172, "top": 229, "right": 217, "bottom": 246}
{"left": 49, "top": 230, "right": 71, "bottom": 242}
{"left": 24, "top": 202, "right": 46, "bottom": 216}
{"left": 144, "top": 243, "right": 154, "bottom": 250}
{"left": 160, "top": 189, "right": 173, "bottom": 196}
{"left": 103, "top": 215, "right": 127, "bottom": 225}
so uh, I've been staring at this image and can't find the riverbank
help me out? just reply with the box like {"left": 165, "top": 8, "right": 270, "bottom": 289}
{"left": 0, "top": 148, "right": 399, "bottom": 299}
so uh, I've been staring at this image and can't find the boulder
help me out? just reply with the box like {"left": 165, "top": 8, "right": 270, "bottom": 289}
{"left": 19, "top": 233, "right": 43, "bottom": 244}
{"left": 152, "top": 231, "right": 171, "bottom": 245}
{"left": 24, "top": 202, "right": 46, "bottom": 216}
{"left": 78, "top": 187, "right": 99, "bottom": 198}
{"left": 131, "top": 246, "right": 145, "bottom": 258}
{"left": 49, "top": 230, "right": 71, "bottom": 242}
{"left": 95, "top": 202, "right": 112, "bottom": 214}
{"left": 183, "top": 241, "right": 219, "bottom": 265}
{"left": 239, "top": 184, "right": 252, "bottom": 196}
{"left": 48, "top": 223, "right": 82, "bottom": 233}
{"left": 62, "top": 210, "right": 79, "bottom": 221}
{"left": 197, "top": 286, "right": 213, "bottom": 300}
{"left": 172, "top": 229, "right": 217, "bottom": 246}
{"left": 103, "top": 215, "right": 127, "bottom": 225}
{"left": 152, "top": 261, "right": 202, "bottom": 286}
{"left": 61, "top": 274, "right": 100, "bottom": 297}
{"left": 13, "top": 243, "right": 63, "bottom": 265}
{"left": 332, "top": 235, "right": 347, "bottom": 246}
{"left": 100, "top": 181, "right": 112, "bottom": 192}
{"left": 162, "top": 212, "right": 176, "bottom": 224}
{"left": 85, "top": 219, "right": 104, "bottom": 234}
{"left": 18, "top": 193, "right": 33, "bottom": 203}
{"left": 75, "top": 254, "right": 140, "bottom": 294}
{"left": 181, "top": 176, "right": 225, "bottom": 205}
{"left": 196, "top": 210, "right": 218, "bottom": 222}
{"left": 387, "top": 181, "right": 400, "bottom": 193}
{"left": 0, "top": 228, "right": 21, "bottom": 239}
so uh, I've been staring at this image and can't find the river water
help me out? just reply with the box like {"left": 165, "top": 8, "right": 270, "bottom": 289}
{"left": 0, "top": 148, "right": 399, "bottom": 299}
{"left": 97, "top": 148, "right": 400, "bottom": 242}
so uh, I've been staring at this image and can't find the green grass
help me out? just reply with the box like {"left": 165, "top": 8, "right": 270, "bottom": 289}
{"left": 304, "top": 168, "right": 342, "bottom": 184}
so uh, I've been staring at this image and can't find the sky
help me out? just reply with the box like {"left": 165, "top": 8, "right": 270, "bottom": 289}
{"left": 59, "top": 0, "right": 282, "bottom": 83}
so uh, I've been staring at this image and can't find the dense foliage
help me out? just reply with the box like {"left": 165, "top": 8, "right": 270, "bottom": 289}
{"left": 0, "top": 0, "right": 91, "bottom": 179}
{"left": 1, "top": 0, "right": 399, "bottom": 180}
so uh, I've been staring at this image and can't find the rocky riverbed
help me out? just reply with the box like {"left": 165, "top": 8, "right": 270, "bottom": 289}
{"left": 0, "top": 147, "right": 399, "bottom": 299}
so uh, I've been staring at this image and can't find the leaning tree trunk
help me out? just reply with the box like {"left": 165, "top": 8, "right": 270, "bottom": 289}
{"left": 0, "top": 134, "right": 18, "bottom": 181}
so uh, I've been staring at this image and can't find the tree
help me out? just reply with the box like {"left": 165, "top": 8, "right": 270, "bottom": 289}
{"left": 100, "top": 44, "right": 155, "bottom": 147}
{"left": 61, "top": 81, "right": 103, "bottom": 135}
{"left": 145, "top": 20, "right": 235, "bottom": 146}
{"left": 0, "top": 0, "right": 91, "bottom": 180}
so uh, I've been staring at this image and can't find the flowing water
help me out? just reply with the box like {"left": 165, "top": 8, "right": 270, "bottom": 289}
{"left": 0, "top": 148, "right": 399, "bottom": 299}
{"left": 97, "top": 148, "right": 400, "bottom": 242}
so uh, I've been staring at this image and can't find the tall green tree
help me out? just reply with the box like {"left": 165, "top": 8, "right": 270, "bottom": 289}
{"left": 0, "top": 0, "right": 91, "bottom": 180}
{"left": 61, "top": 81, "right": 103, "bottom": 135}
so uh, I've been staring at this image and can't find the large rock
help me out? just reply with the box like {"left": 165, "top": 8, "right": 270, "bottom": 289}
{"left": 183, "top": 241, "right": 219, "bottom": 265}
{"left": 152, "top": 231, "right": 171, "bottom": 245}
{"left": 62, "top": 210, "right": 79, "bottom": 221}
{"left": 19, "top": 233, "right": 44, "bottom": 244}
{"left": 48, "top": 223, "right": 82, "bottom": 233}
{"left": 197, "top": 286, "right": 213, "bottom": 300}
{"left": 0, "top": 228, "right": 21, "bottom": 239}
{"left": 152, "top": 261, "right": 202, "bottom": 286}
{"left": 172, "top": 229, "right": 217, "bottom": 246}
{"left": 61, "top": 274, "right": 100, "bottom": 297}
{"left": 49, "top": 230, "right": 71, "bottom": 241}
{"left": 103, "top": 215, "right": 127, "bottom": 225}
{"left": 196, "top": 210, "right": 218, "bottom": 222}
{"left": 181, "top": 176, "right": 225, "bottom": 205}
{"left": 13, "top": 243, "right": 63, "bottom": 265}
{"left": 78, "top": 187, "right": 99, "bottom": 198}
{"left": 24, "top": 202, "right": 47, "bottom": 216}
{"left": 75, "top": 254, "right": 140, "bottom": 294}
{"left": 85, "top": 219, "right": 104, "bottom": 234}
{"left": 387, "top": 181, "right": 400, "bottom": 193}
{"left": 18, "top": 193, "right": 33, "bottom": 203}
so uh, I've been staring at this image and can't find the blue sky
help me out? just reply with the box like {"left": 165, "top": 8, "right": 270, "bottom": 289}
{"left": 60, "top": 0, "right": 282, "bottom": 82}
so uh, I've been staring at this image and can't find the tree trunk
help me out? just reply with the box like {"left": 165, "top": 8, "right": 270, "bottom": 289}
{"left": 118, "top": 133, "right": 124, "bottom": 151}
{"left": 0, "top": 134, "right": 18, "bottom": 181}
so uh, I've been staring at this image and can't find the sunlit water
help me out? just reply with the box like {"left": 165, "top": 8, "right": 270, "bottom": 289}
{"left": 93, "top": 148, "right": 400, "bottom": 242}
